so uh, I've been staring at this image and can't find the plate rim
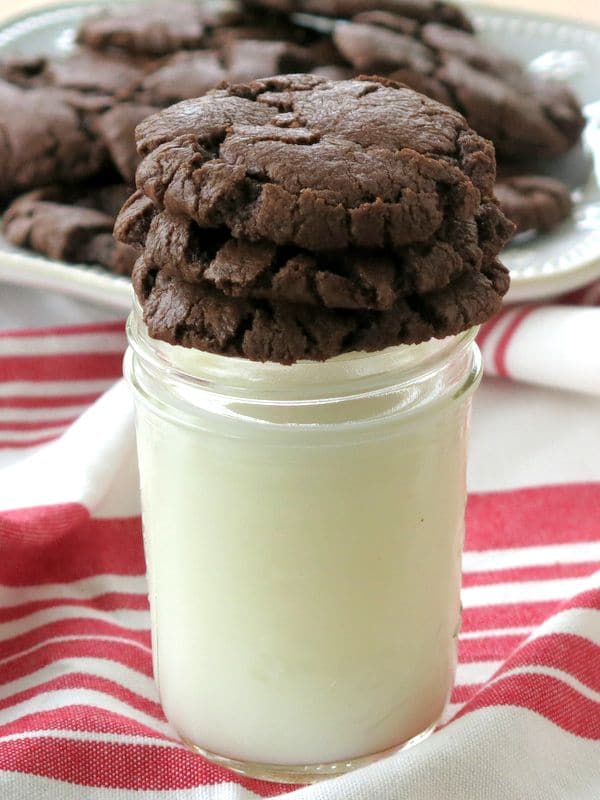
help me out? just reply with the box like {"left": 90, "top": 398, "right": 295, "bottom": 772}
{"left": 469, "top": 2, "right": 600, "bottom": 35}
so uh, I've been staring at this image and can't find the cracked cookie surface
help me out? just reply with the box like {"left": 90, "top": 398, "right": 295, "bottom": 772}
{"left": 133, "top": 257, "right": 509, "bottom": 363}
{"left": 116, "top": 192, "right": 510, "bottom": 308}
{"left": 134, "top": 75, "right": 497, "bottom": 251}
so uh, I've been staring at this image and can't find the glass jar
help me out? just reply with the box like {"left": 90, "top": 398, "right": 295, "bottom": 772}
{"left": 124, "top": 302, "right": 482, "bottom": 784}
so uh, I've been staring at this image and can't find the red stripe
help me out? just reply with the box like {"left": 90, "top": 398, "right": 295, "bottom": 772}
{"left": 503, "top": 633, "right": 600, "bottom": 693}
{"left": 0, "top": 594, "right": 149, "bottom": 624}
{"left": 462, "top": 561, "right": 600, "bottom": 588}
{"left": 475, "top": 307, "right": 510, "bottom": 354}
{"left": 563, "top": 587, "right": 600, "bottom": 611}
{"left": 0, "top": 740, "right": 296, "bottom": 795}
{"left": 462, "top": 600, "right": 560, "bottom": 632}
{"left": 464, "top": 588, "right": 600, "bottom": 633}
{"left": 0, "top": 393, "right": 101, "bottom": 409}
{"left": 456, "top": 672, "right": 600, "bottom": 738}
{"left": 459, "top": 633, "right": 527, "bottom": 663}
{"left": 466, "top": 483, "right": 600, "bottom": 550}
{"left": 560, "top": 281, "right": 600, "bottom": 306}
{"left": 0, "top": 639, "right": 153, "bottom": 686}
{"left": 0, "top": 418, "right": 76, "bottom": 431}
{"left": 559, "top": 288, "right": 589, "bottom": 305}
{"left": 0, "top": 513, "right": 144, "bottom": 583}
{"left": 456, "top": 635, "right": 600, "bottom": 705}
{"left": 0, "top": 321, "right": 126, "bottom": 338}
{"left": 451, "top": 683, "right": 481, "bottom": 704}
{"left": 493, "top": 305, "right": 536, "bottom": 378}
{"left": 0, "top": 705, "right": 165, "bottom": 740}
{"left": 0, "top": 621, "right": 150, "bottom": 662}
{"left": 0, "top": 503, "right": 94, "bottom": 546}
{"left": 0, "top": 674, "right": 164, "bottom": 721}
{"left": 0, "top": 353, "right": 123, "bottom": 382}
{"left": 0, "top": 434, "right": 60, "bottom": 450}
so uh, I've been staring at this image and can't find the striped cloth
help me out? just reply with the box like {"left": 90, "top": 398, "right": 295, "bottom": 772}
{"left": 0, "top": 285, "right": 599, "bottom": 799}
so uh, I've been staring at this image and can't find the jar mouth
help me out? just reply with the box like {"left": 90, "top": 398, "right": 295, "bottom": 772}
{"left": 127, "top": 300, "right": 479, "bottom": 403}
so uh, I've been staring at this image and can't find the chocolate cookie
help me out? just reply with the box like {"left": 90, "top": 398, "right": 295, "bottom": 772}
{"left": 437, "top": 57, "right": 583, "bottom": 160}
{"left": 517, "top": 74, "right": 586, "bottom": 156}
{"left": 241, "top": 0, "right": 474, "bottom": 32}
{"left": 0, "top": 80, "right": 106, "bottom": 200}
{"left": 94, "top": 103, "right": 158, "bottom": 183}
{"left": 332, "top": 20, "right": 585, "bottom": 159}
{"left": 122, "top": 51, "right": 228, "bottom": 106}
{"left": 77, "top": 3, "right": 209, "bottom": 55}
{"left": 224, "top": 39, "right": 317, "bottom": 82}
{"left": 23, "top": 183, "right": 133, "bottom": 218}
{"left": 494, "top": 174, "right": 572, "bottom": 233}
{"left": 134, "top": 76, "right": 497, "bottom": 251}
{"left": 44, "top": 50, "right": 148, "bottom": 96}
{"left": 420, "top": 22, "right": 520, "bottom": 77}
{"left": 4, "top": 189, "right": 136, "bottom": 274}
{"left": 11, "top": 183, "right": 132, "bottom": 217}
{"left": 205, "top": 8, "right": 329, "bottom": 49}
{"left": 352, "top": 11, "right": 419, "bottom": 35}
{"left": 332, "top": 22, "right": 435, "bottom": 73}
{"left": 80, "top": 233, "right": 138, "bottom": 274}
{"left": 0, "top": 55, "right": 47, "bottom": 89}
{"left": 133, "top": 257, "right": 508, "bottom": 363}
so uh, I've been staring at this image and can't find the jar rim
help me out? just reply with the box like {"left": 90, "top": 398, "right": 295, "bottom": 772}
{"left": 127, "top": 301, "right": 479, "bottom": 404}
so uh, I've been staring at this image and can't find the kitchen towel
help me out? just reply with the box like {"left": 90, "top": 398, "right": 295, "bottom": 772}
{"left": 0, "top": 283, "right": 599, "bottom": 799}
{"left": 478, "top": 277, "right": 600, "bottom": 396}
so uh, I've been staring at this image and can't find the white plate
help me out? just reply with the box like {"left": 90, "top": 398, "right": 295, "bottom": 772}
{"left": 0, "top": 2, "right": 599, "bottom": 309}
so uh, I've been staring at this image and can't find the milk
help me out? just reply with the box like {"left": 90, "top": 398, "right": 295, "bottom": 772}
{"left": 127, "top": 328, "right": 479, "bottom": 773}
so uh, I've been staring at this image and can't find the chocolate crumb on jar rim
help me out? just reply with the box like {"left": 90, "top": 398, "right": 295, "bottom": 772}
{"left": 116, "top": 74, "right": 513, "bottom": 363}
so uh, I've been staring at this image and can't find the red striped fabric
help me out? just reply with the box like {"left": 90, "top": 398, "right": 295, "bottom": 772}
{"left": 0, "top": 322, "right": 126, "bottom": 453}
{"left": 492, "top": 306, "right": 536, "bottom": 378}
{"left": 0, "top": 321, "right": 599, "bottom": 797}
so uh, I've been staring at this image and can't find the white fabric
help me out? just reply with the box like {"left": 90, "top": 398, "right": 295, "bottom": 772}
{"left": 470, "top": 377, "right": 600, "bottom": 491}
{"left": 481, "top": 305, "right": 600, "bottom": 396}
{"left": 505, "top": 307, "right": 600, "bottom": 395}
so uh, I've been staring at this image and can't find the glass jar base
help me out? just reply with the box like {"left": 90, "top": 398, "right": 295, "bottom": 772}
{"left": 183, "top": 723, "right": 436, "bottom": 784}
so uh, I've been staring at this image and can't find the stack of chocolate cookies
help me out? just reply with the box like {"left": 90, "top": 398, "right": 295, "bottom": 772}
{"left": 115, "top": 75, "right": 514, "bottom": 363}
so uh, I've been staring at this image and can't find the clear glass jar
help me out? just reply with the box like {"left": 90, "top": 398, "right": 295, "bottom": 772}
{"left": 124, "top": 302, "right": 482, "bottom": 784}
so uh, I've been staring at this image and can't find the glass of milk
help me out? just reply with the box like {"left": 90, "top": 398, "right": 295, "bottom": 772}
{"left": 124, "top": 301, "right": 482, "bottom": 783}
